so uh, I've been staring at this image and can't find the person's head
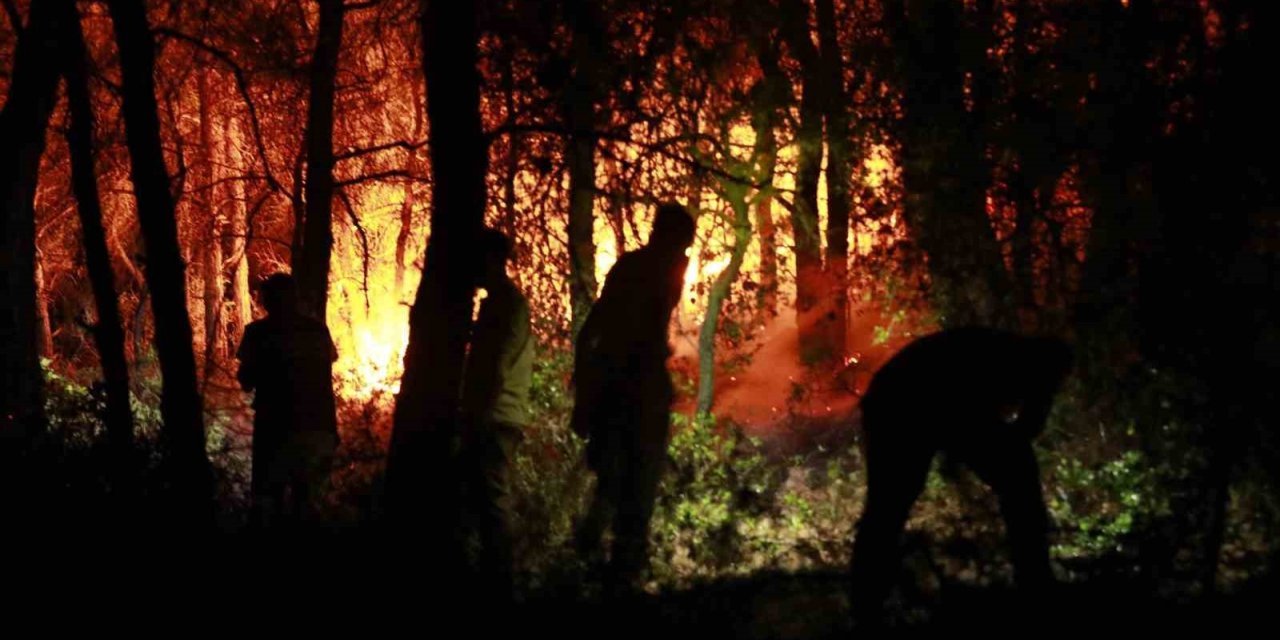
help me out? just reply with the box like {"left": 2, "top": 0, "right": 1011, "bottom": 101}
{"left": 259, "top": 272, "right": 299, "bottom": 317}
{"left": 648, "top": 203, "right": 696, "bottom": 256}
{"left": 476, "top": 227, "right": 513, "bottom": 287}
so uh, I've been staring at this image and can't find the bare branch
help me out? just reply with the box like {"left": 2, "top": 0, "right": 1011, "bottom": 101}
{"left": 154, "top": 28, "right": 287, "bottom": 198}
{"left": 335, "top": 169, "right": 424, "bottom": 188}
{"left": 337, "top": 189, "right": 373, "bottom": 309}
{"left": 335, "top": 138, "right": 428, "bottom": 162}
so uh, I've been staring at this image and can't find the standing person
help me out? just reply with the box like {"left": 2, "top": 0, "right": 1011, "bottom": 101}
{"left": 236, "top": 273, "right": 338, "bottom": 530}
{"left": 572, "top": 203, "right": 696, "bottom": 592}
{"left": 457, "top": 228, "right": 534, "bottom": 601}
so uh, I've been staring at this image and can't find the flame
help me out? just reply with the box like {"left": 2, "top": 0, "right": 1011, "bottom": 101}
{"left": 683, "top": 252, "right": 699, "bottom": 289}
{"left": 343, "top": 321, "right": 408, "bottom": 399}
{"left": 326, "top": 182, "right": 420, "bottom": 403}
{"left": 700, "top": 256, "right": 732, "bottom": 280}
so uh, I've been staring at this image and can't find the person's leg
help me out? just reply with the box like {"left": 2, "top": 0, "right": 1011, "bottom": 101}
{"left": 576, "top": 413, "right": 622, "bottom": 562}
{"left": 259, "top": 461, "right": 288, "bottom": 532}
{"left": 965, "top": 436, "right": 1053, "bottom": 588}
{"left": 250, "top": 425, "right": 281, "bottom": 531}
{"left": 473, "top": 423, "right": 520, "bottom": 601}
{"left": 610, "top": 388, "right": 670, "bottom": 591}
{"left": 295, "top": 431, "right": 336, "bottom": 528}
{"left": 850, "top": 424, "right": 934, "bottom": 627}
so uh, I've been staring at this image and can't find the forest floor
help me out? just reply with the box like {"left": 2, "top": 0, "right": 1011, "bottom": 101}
{"left": 24, "top": 552, "right": 1271, "bottom": 637}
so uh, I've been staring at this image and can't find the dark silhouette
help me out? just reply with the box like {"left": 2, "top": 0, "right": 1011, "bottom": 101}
{"left": 573, "top": 203, "right": 696, "bottom": 591}
{"left": 457, "top": 228, "right": 533, "bottom": 600}
{"left": 236, "top": 273, "right": 338, "bottom": 529}
{"left": 384, "top": 0, "right": 487, "bottom": 539}
{"left": 293, "top": 0, "right": 344, "bottom": 319}
{"left": 1, "top": 0, "right": 67, "bottom": 465}
{"left": 109, "top": 0, "right": 213, "bottom": 520}
{"left": 61, "top": 0, "right": 134, "bottom": 480}
{"left": 850, "top": 327, "right": 1073, "bottom": 625}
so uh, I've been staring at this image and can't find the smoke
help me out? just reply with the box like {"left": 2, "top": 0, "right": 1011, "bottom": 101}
{"left": 705, "top": 300, "right": 913, "bottom": 447}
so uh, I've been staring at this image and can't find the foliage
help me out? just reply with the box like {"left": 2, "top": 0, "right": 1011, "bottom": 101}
{"left": 507, "top": 347, "right": 592, "bottom": 590}
{"left": 649, "top": 413, "right": 779, "bottom": 584}
{"left": 1045, "top": 449, "right": 1168, "bottom": 560}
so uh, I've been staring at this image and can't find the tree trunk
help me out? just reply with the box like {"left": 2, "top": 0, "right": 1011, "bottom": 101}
{"left": 1076, "top": 0, "right": 1156, "bottom": 342}
{"left": 109, "top": 0, "right": 211, "bottom": 522}
{"left": 198, "top": 68, "right": 225, "bottom": 369}
{"left": 697, "top": 189, "right": 752, "bottom": 416}
{"left": 295, "top": 0, "right": 345, "bottom": 319}
{"left": 885, "top": 0, "right": 1011, "bottom": 327}
{"left": 780, "top": 0, "right": 827, "bottom": 364}
{"left": 386, "top": 0, "right": 487, "bottom": 537}
{"left": 817, "top": 0, "right": 851, "bottom": 359}
{"left": 752, "top": 37, "right": 785, "bottom": 322}
{"left": 223, "top": 116, "right": 253, "bottom": 341}
{"left": 755, "top": 193, "right": 778, "bottom": 320}
{"left": 34, "top": 251, "right": 54, "bottom": 359}
{"left": 1, "top": 0, "right": 63, "bottom": 460}
{"left": 63, "top": 0, "right": 135, "bottom": 477}
{"left": 564, "top": 0, "right": 602, "bottom": 341}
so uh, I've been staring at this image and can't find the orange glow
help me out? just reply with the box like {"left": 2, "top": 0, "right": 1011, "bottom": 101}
{"left": 345, "top": 323, "right": 408, "bottom": 398}
{"left": 327, "top": 183, "right": 422, "bottom": 402}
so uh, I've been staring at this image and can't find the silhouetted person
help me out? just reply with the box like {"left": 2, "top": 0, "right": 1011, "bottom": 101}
{"left": 573, "top": 203, "right": 696, "bottom": 592}
{"left": 457, "top": 228, "right": 533, "bottom": 602}
{"left": 850, "top": 327, "right": 1072, "bottom": 626}
{"left": 236, "top": 273, "right": 338, "bottom": 530}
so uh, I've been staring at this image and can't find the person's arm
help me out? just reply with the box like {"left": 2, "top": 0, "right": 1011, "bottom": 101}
{"left": 461, "top": 290, "right": 512, "bottom": 422}
{"left": 574, "top": 256, "right": 627, "bottom": 386}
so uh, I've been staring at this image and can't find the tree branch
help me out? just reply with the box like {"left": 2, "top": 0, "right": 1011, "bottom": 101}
{"left": 335, "top": 169, "right": 424, "bottom": 188}
{"left": 337, "top": 189, "right": 372, "bottom": 309}
{"left": 335, "top": 138, "right": 428, "bottom": 162}
{"left": 154, "top": 28, "right": 287, "bottom": 198}
{"left": 343, "top": 0, "right": 382, "bottom": 11}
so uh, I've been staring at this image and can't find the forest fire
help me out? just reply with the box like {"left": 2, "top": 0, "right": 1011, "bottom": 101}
{"left": 3, "top": 1, "right": 1276, "bottom": 624}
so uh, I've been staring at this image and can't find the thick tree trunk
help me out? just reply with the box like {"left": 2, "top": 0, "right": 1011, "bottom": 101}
{"left": 752, "top": 38, "right": 785, "bottom": 322}
{"left": 295, "top": 0, "right": 345, "bottom": 319}
{"left": 109, "top": 0, "right": 211, "bottom": 522}
{"left": 386, "top": 0, "right": 487, "bottom": 535}
{"left": 1, "top": 0, "right": 63, "bottom": 460}
{"left": 63, "top": 0, "right": 135, "bottom": 477}
{"left": 564, "top": 0, "right": 602, "bottom": 341}
{"left": 781, "top": 0, "right": 828, "bottom": 364}
{"left": 817, "top": 0, "right": 851, "bottom": 359}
